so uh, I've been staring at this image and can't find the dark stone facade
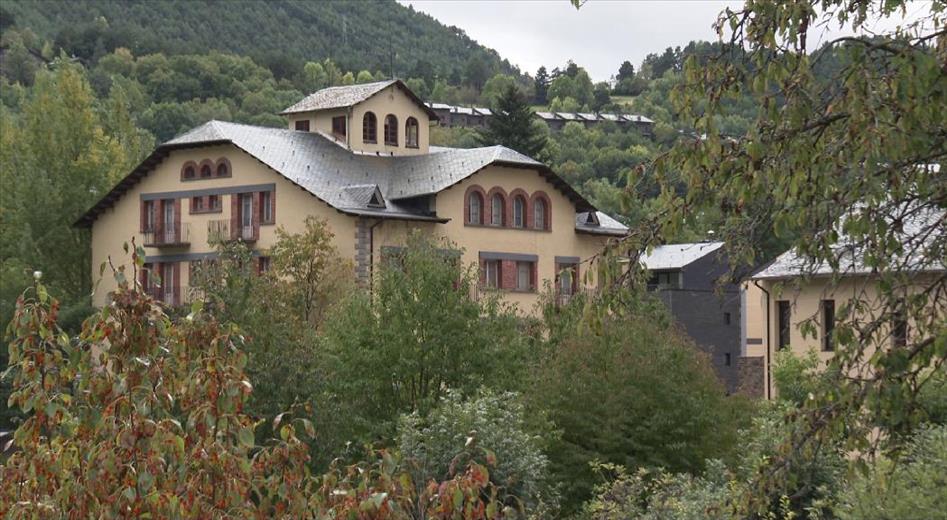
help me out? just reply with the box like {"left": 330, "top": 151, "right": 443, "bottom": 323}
{"left": 650, "top": 250, "right": 743, "bottom": 394}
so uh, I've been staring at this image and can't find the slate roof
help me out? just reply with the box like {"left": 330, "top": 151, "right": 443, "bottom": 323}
{"left": 640, "top": 241, "right": 725, "bottom": 270}
{"left": 281, "top": 79, "right": 438, "bottom": 120}
{"left": 575, "top": 211, "right": 628, "bottom": 236}
{"left": 76, "top": 120, "right": 621, "bottom": 233}
{"left": 752, "top": 206, "right": 945, "bottom": 279}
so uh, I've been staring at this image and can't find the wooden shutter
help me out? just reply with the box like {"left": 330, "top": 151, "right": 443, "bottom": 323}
{"left": 174, "top": 199, "right": 182, "bottom": 240}
{"left": 173, "top": 262, "right": 181, "bottom": 306}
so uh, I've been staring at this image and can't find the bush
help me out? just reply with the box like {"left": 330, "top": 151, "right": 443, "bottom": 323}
{"left": 527, "top": 309, "right": 751, "bottom": 513}
{"left": 399, "top": 389, "right": 557, "bottom": 512}
{"left": 835, "top": 424, "right": 947, "bottom": 520}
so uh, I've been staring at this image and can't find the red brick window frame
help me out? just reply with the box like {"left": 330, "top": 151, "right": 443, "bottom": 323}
{"left": 198, "top": 159, "right": 214, "bottom": 179}
{"left": 479, "top": 252, "right": 538, "bottom": 292}
{"left": 464, "top": 185, "right": 486, "bottom": 226}
{"left": 530, "top": 191, "right": 552, "bottom": 231}
{"left": 215, "top": 157, "right": 232, "bottom": 178}
{"left": 486, "top": 187, "right": 508, "bottom": 227}
{"left": 363, "top": 112, "right": 378, "bottom": 143}
{"left": 181, "top": 161, "right": 198, "bottom": 181}
{"left": 508, "top": 189, "right": 530, "bottom": 229}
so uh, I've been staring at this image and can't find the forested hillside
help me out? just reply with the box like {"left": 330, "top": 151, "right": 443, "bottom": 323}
{"left": 1, "top": 0, "right": 518, "bottom": 81}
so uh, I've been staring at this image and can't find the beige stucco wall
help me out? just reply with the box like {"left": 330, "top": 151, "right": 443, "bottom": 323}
{"left": 372, "top": 164, "right": 613, "bottom": 315}
{"left": 90, "top": 144, "right": 356, "bottom": 306}
{"left": 743, "top": 275, "right": 934, "bottom": 400}
{"left": 285, "top": 85, "right": 430, "bottom": 156}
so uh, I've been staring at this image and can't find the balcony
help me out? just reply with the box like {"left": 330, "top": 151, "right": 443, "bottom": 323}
{"left": 143, "top": 223, "right": 191, "bottom": 248}
{"left": 145, "top": 285, "right": 203, "bottom": 307}
{"left": 208, "top": 220, "right": 258, "bottom": 243}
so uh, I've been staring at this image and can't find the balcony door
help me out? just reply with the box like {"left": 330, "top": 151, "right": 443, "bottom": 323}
{"left": 163, "top": 199, "right": 176, "bottom": 243}
{"left": 241, "top": 193, "right": 254, "bottom": 240}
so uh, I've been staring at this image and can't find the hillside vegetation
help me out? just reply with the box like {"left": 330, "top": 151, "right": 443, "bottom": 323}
{"left": 1, "top": 0, "right": 518, "bottom": 80}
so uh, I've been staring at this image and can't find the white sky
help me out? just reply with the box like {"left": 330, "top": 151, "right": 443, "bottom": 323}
{"left": 400, "top": 0, "right": 935, "bottom": 81}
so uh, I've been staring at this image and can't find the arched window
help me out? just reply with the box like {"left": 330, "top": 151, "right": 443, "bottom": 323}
{"left": 384, "top": 114, "right": 398, "bottom": 146}
{"left": 363, "top": 112, "right": 377, "bottom": 143}
{"left": 491, "top": 193, "right": 504, "bottom": 226}
{"left": 533, "top": 198, "right": 547, "bottom": 230}
{"left": 512, "top": 196, "right": 526, "bottom": 228}
{"left": 200, "top": 164, "right": 212, "bottom": 178}
{"left": 182, "top": 164, "right": 196, "bottom": 180}
{"left": 405, "top": 117, "right": 419, "bottom": 148}
{"left": 216, "top": 162, "right": 229, "bottom": 177}
{"left": 468, "top": 192, "right": 483, "bottom": 224}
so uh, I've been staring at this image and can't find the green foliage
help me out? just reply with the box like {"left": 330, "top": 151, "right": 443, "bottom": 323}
{"left": 835, "top": 424, "right": 947, "bottom": 520}
{"left": 4, "top": 0, "right": 518, "bottom": 85}
{"left": 319, "top": 233, "right": 532, "bottom": 455}
{"left": 398, "top": 389, "right": 557, "bottom": 512}
{"left": 583, "top": 461, "right": 732, "bottom": 520}
{"left": 771, "top": 349, "right": 834, "bottom": 406}
{"left": 0, "top": 269, "right": 514, "bottom": 518}
{"left": 527, "top": 306, "right": 752, "bottom": 513}
{"left": 478, "top": 84, "right": 548, "bottom": 158}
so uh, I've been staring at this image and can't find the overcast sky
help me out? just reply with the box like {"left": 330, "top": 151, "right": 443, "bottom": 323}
{"left": 400, "top": 0, "right": 933, "bottom": 82}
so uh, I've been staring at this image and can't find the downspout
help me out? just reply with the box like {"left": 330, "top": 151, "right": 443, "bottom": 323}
{"left": 753, "top": 279, "right": 772, "bottom": 400}
{"left": 346, "top": 107, "right": 353, "bottom": 149}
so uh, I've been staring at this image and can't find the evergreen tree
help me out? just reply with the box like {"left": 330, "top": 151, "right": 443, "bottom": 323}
{"left": 477, "top": 84, "right": 547, "bottom": 159}
{"left": 534, "top": 66, "right": 549, "bottom": 104}
{"left": 616, "top": 60, "right": 635, "bottom": 82}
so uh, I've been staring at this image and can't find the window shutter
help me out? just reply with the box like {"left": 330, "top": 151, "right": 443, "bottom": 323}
{"left": 230, "top": 194, "right": 239, "bottom": 240}
{"left": 253, "top": 192, "right": 262, "bottom": 240}
{"left": 140, "top": 202, "right": 147, "bottom": 232}
{"left": 155, "top": 200, "right": 164, "bottom": 239}
{"left": 269, "top": 190, "right": 276, "bottom": 223}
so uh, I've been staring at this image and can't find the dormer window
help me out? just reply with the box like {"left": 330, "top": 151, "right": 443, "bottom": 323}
{"left": 363, "top": 112, "right": 377, "bottom": 143}
{"left": 405, "top": 117, "right": 419, "bottom": 148}
{"left": 368, "top": 187, "right": 386, "bottom": 208}
{"left": 384, "top": 114, "right": 398, "bottom": 146}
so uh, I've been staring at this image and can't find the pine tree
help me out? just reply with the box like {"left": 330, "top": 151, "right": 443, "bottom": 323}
{"left": 534, "top": 66, "right": 549, "bottom": 104}
{"left": 477, "top": 84, "right": 547, "bottom": 159}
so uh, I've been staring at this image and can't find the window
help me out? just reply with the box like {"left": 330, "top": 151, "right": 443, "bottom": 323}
{"left": 384, "top": 114, "right": 398, "bottom": 145}
{"left": 363, "top": 112, "right": 377, "bottom": 143}
{"left": 261, "top": 191, "right": 274, "bottom": 224}
{"left": 533, "top": 198, "right": 546, "bottom": 230}
{"left": 295, "top": 120, "right": 310, "bottom": 131}
{"left": 142, "top": 200, "right": 155, "bottom": 232}
{"left": 512, "top": 196, "right": 526, "bottom": 228}
{"left": 162, "top": 262, "right": 175, "bottom": 305}
{"left": 163, "top": 199, "right": 176, "bottom": 243}
{"left": 650, "top": 271, "right": 680, "bottom": 289}
{"left": 515, "top": 261, "right": 535, "bottom": 291}
{"left": 200, "top": 164, "right": 212, "bottom": 178}
{"left": 892, "top": 300, "right": 908, "bottom": 348}
{"left": 724, "top": 312, "right": 731, "bottom": 325}
{"left": 191, "top": 196, "right": 204, "bottom": 212}
{"left": 208, "top": 195, "right": 221, "bottom": 211}
{"left": 725, "top": 353, "right": 732, "bottom": 366}
{"left": 468, "top": 192, "right": 482, "bottom": 224}
{"left": 216, "top": 162, "right": 229, "bottom": 177}
{"left": 821, "top": 300, "right": 835, "bottom": 352}
{"left": 557, "top": 264, "right": 578, "bottom": 296}
{"left": 331, "top": 116, "right": 346, "bottom": 137}
{"left": 240, "top": 193, "right": 254, "bottom": 240}
{"left": 257, "top": 256, "right": 271, "bottom": 275}
{"left": 484, "top": 260, "right": 500, "bottom": 288}
{"left": 182, "top": 165, "right": 196, "bottom": 180}
{"left": 777, "top": 300, "right": 791, "bottom": 350}
{"left": 405, "top": 117, "right": 419, "bottom": 148}
{"left": 491, "top": 193, "right": 504, "bottom": 226}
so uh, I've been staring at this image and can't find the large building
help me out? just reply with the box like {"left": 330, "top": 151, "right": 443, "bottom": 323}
{"left": 77, "top": 80, "right": 627, "bottom": 313}
{"left": 741, "top": 209, "right": 944, "bottom": 399}
{"left": 640, "top": 241, "right": 744, "bottom": 393}
{"left": 426, "top": 102, "right": 654, "bottom": 136}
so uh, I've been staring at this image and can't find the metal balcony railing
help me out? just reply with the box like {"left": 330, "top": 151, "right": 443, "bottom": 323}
{"left": 142, "top": 222, "right": 191, "bottom": 247}
{"left": 208, "top": 219, "right": 257, "bottom": 243}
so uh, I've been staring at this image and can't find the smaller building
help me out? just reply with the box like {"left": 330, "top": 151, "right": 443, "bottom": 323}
{"left": 640, "top": 241, "right": 744, "bottom": 394}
